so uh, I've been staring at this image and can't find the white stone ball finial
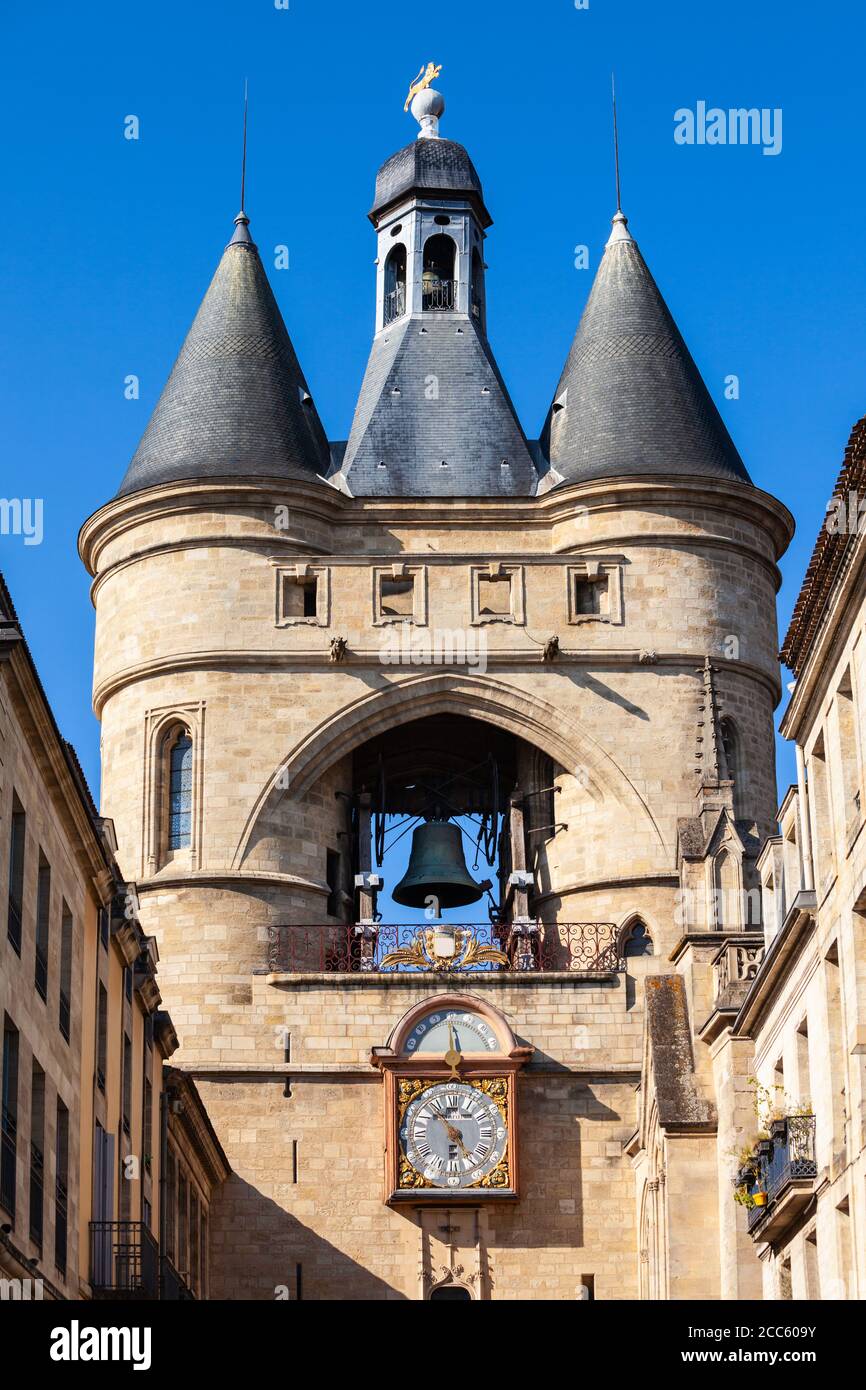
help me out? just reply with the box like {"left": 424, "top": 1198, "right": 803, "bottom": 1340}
{"left": 411, "top": 85, "right": 445, "bottom": 140}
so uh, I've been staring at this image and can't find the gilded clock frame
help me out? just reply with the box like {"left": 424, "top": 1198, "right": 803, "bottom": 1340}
{"left": 371, "top": 994, "right": 533, "bottom": 1206}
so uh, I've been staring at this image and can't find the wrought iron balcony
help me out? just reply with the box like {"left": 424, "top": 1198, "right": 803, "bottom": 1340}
{"left": 90, "top": 1220, "right": 159, "bottom": 1299}
{"left": 267, "top": 921, "right": 621, "bottom": 974}
{"left": 160, "top": 1254, "right": 196, "bottom": 1300}
{"left": 384, "top": 285, "right": 406, "bottom": 325}
{"left": 422, "top": 278, "right": 456, "bottom": 311}
{"left": 55, "top": 1177, "right": 68, "bottom": 1276}
{"left": 0, "top": 1106, "right": 17, "bottom": 1215}
{"left": 746, "top": 1115, "right": 817, "bottom": 1235}
{"left": 29, "top": 1142, "right": 44, "bottom": 1249}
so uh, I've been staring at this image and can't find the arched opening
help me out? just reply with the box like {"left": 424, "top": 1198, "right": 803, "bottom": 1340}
{"left": 422, "top": 233, "right": 456, "bottom": 311}
{"left": 383, "top": 243, "right": 406, "bottom": 325}
{"left": 261, "top": 710, "right": 627, "bottom": 974}
{"left": 471, "top": 247, "right": 485, "bottom": 325}
{"left": 167, "top": 730, "right": 193, "bottom": 851}
{"left": 622, "top": 919, "right": 654, "bottom": 957}
{"left": 713, "top": 848, "right": 740, "bottom": 929}
{"left": 720, "top": 717, "right": 745, "bottom": 818}
{"left": 429, "top": 1284, "right": 472, "bottom": 1301}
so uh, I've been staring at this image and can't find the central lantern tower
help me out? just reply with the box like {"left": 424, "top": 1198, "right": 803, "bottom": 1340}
{"left": 80, "top": 69, "right": 793, "bottom": 1300}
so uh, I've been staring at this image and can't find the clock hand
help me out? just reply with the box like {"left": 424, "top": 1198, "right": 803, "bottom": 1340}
{"left": 436, "top": 1115, "right": 472, "bottom": 1160}
{"left": 444, "top": 1019, "right": 463, "bottom": 1079}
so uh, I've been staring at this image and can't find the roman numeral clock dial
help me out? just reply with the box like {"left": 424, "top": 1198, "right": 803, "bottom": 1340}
{"left": 400, "top": 1082, "right": 507, "bottom": 1189}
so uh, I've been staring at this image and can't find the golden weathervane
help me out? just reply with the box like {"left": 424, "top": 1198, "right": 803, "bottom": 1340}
{"left": 404, "top": 62, "right": 443, "bottom": 112}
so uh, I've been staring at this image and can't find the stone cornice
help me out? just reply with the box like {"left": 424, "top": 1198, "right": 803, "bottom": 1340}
{"left": 181, "top": 1061, "right": 641, "bottom": 1079}
{"left": 779, "top": 531, "right": 866, "bottom": 742}
{"left": 136, "top": 868, "right": 329, "bottom": 897}
{"left": 0, "top": 633, "right": 113, "bottom": 899}
{"left": 92, "top": 649, "right": 781, "bottom": 716}
{"left": 733, "top": 891, "right": 817, "bottom": 1036}
{"left": 265, "top": 969, "right": 620, "bottom": 988}
{"left": 79, "top": 473, "right": 794, "bottom": 577}
{"left": 535, "top": 871, "right": 680, "bottom": 906}
{"left": 164, "top": 1068, "right": 231, "bottom": 1184}
{"left": 780, "top": 414, "right": 866, "bottom": 676}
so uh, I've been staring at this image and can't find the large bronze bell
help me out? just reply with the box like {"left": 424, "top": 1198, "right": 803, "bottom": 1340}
{"left": 392, "top": 819, "right": 488, "bottom": 910}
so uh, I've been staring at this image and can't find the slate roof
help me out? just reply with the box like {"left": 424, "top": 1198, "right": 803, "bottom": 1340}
{"left": 334, "top": 312, "right": 538, "bottom": 497}
{"left": 116, "top": 216, "right": 330, "bottom": 497}
{"left": 540, "top": 219, "right": 752, "bottom": 487}
{"left": 370, "top": 139, "right": 489, "bottom": 225}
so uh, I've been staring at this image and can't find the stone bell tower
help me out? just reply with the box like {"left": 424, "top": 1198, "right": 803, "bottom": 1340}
{"left": 81, "top": 74, "right": 792, "bottom": 1300}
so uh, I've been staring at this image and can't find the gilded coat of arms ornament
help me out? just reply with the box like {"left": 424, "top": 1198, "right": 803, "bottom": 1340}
{"left": 380, "top": 926, "right": 508, "bottom": 972}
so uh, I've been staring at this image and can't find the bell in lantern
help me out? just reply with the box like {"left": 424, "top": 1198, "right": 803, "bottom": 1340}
{"left": 392, "top": 818, "right": 490, "bottom": 910}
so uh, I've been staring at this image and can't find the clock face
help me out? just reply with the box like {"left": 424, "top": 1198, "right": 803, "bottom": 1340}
{"left": 404, "top": 1008, "right": 500, "bottom": 1055}
{"left": 400, "top": 1082, "right": 508, "bottom": 1188}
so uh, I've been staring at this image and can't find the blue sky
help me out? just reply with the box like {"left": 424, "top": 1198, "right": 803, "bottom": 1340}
{"left": 2, "top": 0, "right": 865, "bottom": 825}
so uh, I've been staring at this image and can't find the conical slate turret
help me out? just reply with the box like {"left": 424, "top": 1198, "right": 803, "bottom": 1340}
{"left": 116, "top": 213, "right": 330, "bottom": 497}
{"left": 540, "top": 212, "right": 751, "bottom": 487}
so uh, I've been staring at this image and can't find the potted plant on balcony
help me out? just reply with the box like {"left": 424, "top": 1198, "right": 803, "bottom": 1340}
{"left": 730, "top": 1140, "right": 767, "bottom": 1211}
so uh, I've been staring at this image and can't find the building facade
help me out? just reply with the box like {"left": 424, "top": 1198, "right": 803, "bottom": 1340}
{"left": 0, "top": 575, "right": 227, "bottom": 1300}
{"left": 749, "top": 415, "right": 866, "bottom": 1299}
{"left": 77, "top": 83, "right": 810, "bottom": 1299}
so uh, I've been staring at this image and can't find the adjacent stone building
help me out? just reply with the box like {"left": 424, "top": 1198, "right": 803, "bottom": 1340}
{"left": 0, "top": 574, "right": 228, "bottom": 1300}
{"left": 78, "top": 83, "right": 807, "bottom": 1299}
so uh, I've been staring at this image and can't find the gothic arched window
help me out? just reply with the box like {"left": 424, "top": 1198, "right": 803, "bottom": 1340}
{"left": 720, "top": 717, "right": 745, "bottom": 817}
{"left": 623, "top": 920, "right": 654, "bottom": 957}
{"left": 168, "top": 731, "right": 193, "bottom": 850}
{"left": 713, "top": 849, "right": 740, "bottom": 929}
{"left": 383, "top": 244, "right": 406, "bottom": 325}
{"left": 422, "top": 234, "right": 456, "bottom": 310}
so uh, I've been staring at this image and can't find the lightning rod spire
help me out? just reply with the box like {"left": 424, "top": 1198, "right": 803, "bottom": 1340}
{"left": 240, "top": 78, "right": 249, "bottom": 213}
{"left": 612, "top": 72, "right": 622, "bottom": 214}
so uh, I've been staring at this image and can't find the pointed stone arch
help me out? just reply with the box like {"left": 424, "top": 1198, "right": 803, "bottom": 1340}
{"left": 231, "top": 672, "right": 667, "bottom": 870}
{"left": 617, "top": 912, "right": 655, "bottom": 958}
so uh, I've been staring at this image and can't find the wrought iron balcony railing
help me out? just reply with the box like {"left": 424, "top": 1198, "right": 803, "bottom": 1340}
{"left": 160, "top": 1254, "right": 196, "bottom": 1300}
{"left": 747, "top": 1115, "right": 817, "bottom": 1232}
{"left": 267, "top": 922, "right": 621, "bottom": 974}
{"left": 383, "top": 285, "right": 406, "bottom": 324}
{"left": 29, "top": 1142, "right": 44, "bottom": 1249}
{"left": 0, "top": 1107, "right": 17, "bottom": 1215}
{"left": 90, "top": 1220, "right": 159, "bottom": 1298}
{"left": 422, "top": 279, "right": 456, "bottom": 311}
{"left": 55, "top": 1177, "right": 68, "bottom": 1277}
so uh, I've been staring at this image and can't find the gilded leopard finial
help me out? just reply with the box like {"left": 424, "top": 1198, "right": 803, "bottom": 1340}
{"left": 404, "top": 62, "right": 443, "bottom": 113}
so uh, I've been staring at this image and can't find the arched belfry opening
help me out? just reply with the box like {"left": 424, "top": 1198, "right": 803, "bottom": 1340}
{"left": 353, "top": 713, "right": 516, "bottom": 928}
{"left": 471, "top": 247, "right": 485, "bottom": 327}
{"left": 383, "top": 243, "right": 406, "bottom": 325}
{"left": 264, "top": 712, "right": 621, "bottom": 976}
{"left": 422, "top": 233, "right": 457, "bottom": 310}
